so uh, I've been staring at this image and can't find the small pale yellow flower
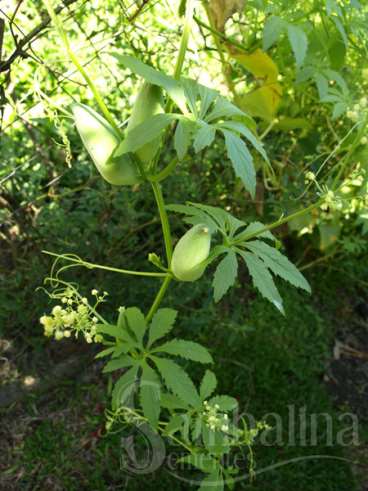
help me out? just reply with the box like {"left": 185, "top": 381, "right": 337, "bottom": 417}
{"left": 52, "top": 305, "right": 62, "bottom": 316}
{"left": 54, "top": 330, "right": 64, "bottom": 341}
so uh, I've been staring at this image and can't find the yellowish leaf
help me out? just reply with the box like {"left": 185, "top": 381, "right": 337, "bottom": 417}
{"left": 230, "top": 48, "right": 282, "bottom": 120}
{"left": 236, "top": 83, "right": 282, "bottom": 121}
{"left": 231, "top": 48, "right": 279, "bottom": 83}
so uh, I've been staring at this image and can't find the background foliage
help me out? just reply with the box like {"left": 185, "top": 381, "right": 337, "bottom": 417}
{"left": 1, "top": 0, "right": 368, "bottom": 489}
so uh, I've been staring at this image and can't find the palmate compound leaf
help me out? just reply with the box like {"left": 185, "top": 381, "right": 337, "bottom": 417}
{"left": 237, "top": 250, "right": 284, "bottom": 314}
{"left": 263, "top": 15, "right": 286, "bottom": 50}
{"left": 217, "top": 120, "right": 269, "bottom": 165}
{"left": 193, "top": 124, "right": 216, "bottom": 153}
{"left": 200, "top": 370, "right": 217, "bottom": 401}
{"left": 199, "top": 469, "right": 224, "bottom": 491}
{"left": 212, "top": 250, "right": 238, "bottom": 302}
{"left": 112, "top": 364, "right": 139, "bottom": 409}
{"left": 152, "top": 339, "right": 213, "bottom": 364}
{"left": 113, "top": 54, "right": 187, "bottom": 113}
{"left": 161, "top": 393, "right": 189, "bottom": 411}
{"left": 192, "top": 415, "right": 203, "bottom": 441}
{"left": 244, "top": 240, "right": 311, "bottom": 293}
{"left": 186, "top": 202, "right": 246, "bottom": 237}
{"left": 205, "top": 96, "right": 246, "bottom": 123}
{"left": 103, "top": 354, "right": 134, "bottom": 373}
{"left": 179, "top": 453, "right": 219, "bottom": 473}
{"left": 182, "top": 78, "right": 200, "bottom": 116}
{"left": 140, "top": 362, "right": 161, "bottom": 428}
{"left": 115, "top": 113, "right": 177, "bottom": 156}
{"left": 180, "top": 203, "right": 227, "bottom": 231}
{"left": 287, "top": 24, "right": 308, "bottom": 68}
{"left": 147, "top": 308, "right": 178, "bottom": 348}
{"left": 164, "top": 414, "right": 185, "bottom": 435}
{"left": 222, "top": 129, "right": 256, "bottom": 198}
{"left": 151, "top": 356, "right": 201, "bottom": 407}
{"left": 166, "top": 202, "right": 246, "bottom": 237}
{"left": 95, "top": 346, "right": 115, "bottom": 359}
{"left": 174, "top": 119, "right": 193, "bottom": 160}
{"left": 198, "top": 84, "right": 218, "bottom": 119}
{"left": 166, "top": 203, "right": 219, "bottom": 233}
{"left": 96, "top": 322, "right": 138, "bottom": 349}
{"left": 209, "top": 395, "right": 238, "bottom": 411}
{"left": 124, "top": 307, "right": 147, "bottom": 346}
{"left": 202, "top": 424, "right": 230, "bottom": 456}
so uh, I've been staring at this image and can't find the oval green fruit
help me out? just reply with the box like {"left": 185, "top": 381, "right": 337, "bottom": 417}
{"left": 171, "top": 224, "right": 211, "bottom": 282}
{"left": 126, "top": 82, "right": 164, "bottom": 165}
{"left": 72, "top": 103, "right": 141, "bottom": 186}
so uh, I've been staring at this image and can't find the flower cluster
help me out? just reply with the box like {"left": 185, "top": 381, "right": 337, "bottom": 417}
{"left": 320, "top": 164, "right": 367, "bottom": 217}
{"left": 203, "top": 401, "right": 230, "bottom": 433}
{"left": 346, "top": 97, "right": 368, "bottom": 122}
{"left": 241, "top": 420, "right": 271, "bottom": 446}
{"left": 40, "top": 288, "right": 107, "bottom": 343}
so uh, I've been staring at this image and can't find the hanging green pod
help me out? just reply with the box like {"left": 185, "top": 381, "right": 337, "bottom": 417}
{"left": 171, "top": 224, "right": 211, "bottom": 282}
{"left": 72, "top": 103, "right": 141, "bottom": 186}
{"left": 125, "top": 82, "right": 164, "bottom": 166}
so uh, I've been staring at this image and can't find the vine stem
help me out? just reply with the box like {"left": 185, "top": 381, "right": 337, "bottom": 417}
{"left": 151, "top": 181, "right": 173, "bottom": 264}
{"left": 112, "top": 406, "right": 193, "bottom": 453}
{"left": 173, "top": 0, "right": 193, "bottom": 80}
{"left": 145, "top": 1, "right": 194, "bottom": 319}
{"left": 42, "top": 250, "right": 168, "bottom": 277}
{"left": 231, "top": 198, "right": 325, "bottom": 246}
{"left": 149, "top": 157, "right": 179, "bottom": 182}
{"left": 145, "top": 275, "right": 172, "bottom": 323}
{"left": 194, "top": 15, "right": 249, "bottom": 54}
{"left": 42, "top": 0, "right": 120, "bottom": 134}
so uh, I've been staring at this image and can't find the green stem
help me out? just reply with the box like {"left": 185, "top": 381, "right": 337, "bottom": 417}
{"left": 194, "top": 14, "right": 249, "bottom": 54}
{"left": 42, "top": 250, "right": 167, "bottom": 277}
{"left": 151, "top": 3, "right": 193, "bottom": 175}
{"left": 231, "top": 198, "right": 324, "bottom": 245}
{"left": 260, "top": 119, "right": 278, "bottom": 140}
{"left": 149, "top": 157, "right": 179, "bottom": 182}
{"left": 331, "top": 121, "right": 366, "bottom": 189}
{"left": 299, "top": 250, "right": 338, "bottom": 271}
{"left": 173, "top": 1, "right": 193, "bottom": 81}
{"left": 43, "top": 0, "right": 120, "bottom": 134}
{"left": 151, "top": 182, "right": 173, "bottom": 264}
{"left": 145, "top": 1, "right": 193, "bottom": 318}
{"left": 145, "top": 275, "right": 172, "bottom": 323}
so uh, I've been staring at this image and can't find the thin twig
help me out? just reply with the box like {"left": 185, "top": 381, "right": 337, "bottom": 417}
{"left": 0, "top": 0, "right": 79, "bottom": 73}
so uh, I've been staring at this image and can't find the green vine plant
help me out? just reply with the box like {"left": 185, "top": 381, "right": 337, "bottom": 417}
{"left": 39, "top": 1, "right": 329, "bottom": 489}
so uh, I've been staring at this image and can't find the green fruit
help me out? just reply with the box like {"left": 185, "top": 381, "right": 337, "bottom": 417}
{"left": 126, "top": 82, "right": 164, "bottom": 165}
{"left": 171, "top": 224, "right": 211, "bottom": 282}
{"left": 72, "top": 103, "right": 141, "bottom": 186}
